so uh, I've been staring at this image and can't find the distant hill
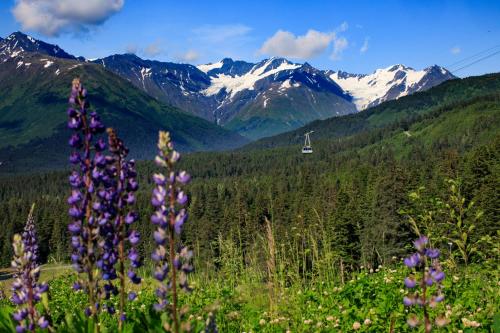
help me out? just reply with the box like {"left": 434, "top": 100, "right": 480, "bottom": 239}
{"left": 0, "top": 51, "right": 248, "bottom": 174}
{"left": 243, "top": 73, "right": 500, "bottom": 150}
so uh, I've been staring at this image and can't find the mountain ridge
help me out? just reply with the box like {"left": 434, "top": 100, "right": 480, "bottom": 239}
{"left": 0, "top": 44, "right": 248, "bottom": 173}
{"left": 1, "top": 31, "right": 458, "bottom": 140}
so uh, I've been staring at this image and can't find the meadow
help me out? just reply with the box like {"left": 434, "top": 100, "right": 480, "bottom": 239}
{"left": 1, "top": 243, "right": 498, "bottom": 332}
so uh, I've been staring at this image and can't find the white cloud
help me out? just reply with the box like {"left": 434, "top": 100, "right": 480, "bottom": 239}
{"left": 259, "top": 22, "right": 349, "bottom": 60}
{"left": 192, "top": 24, "right": 252, "bottom": 43}
{"left": 451, "top": 46, "right": 461, "bottom": 55}
{"left": 360, "top": 37, "right": 369, "bottom": 54}
{"left": 144, "top": 42, "right": 162, "bottom": 57}
{"left": 177, "top": 50, "right": 199, "bottom": 63}
{"left": 331, "top": 37, "right": 348, "bottom": 60}
{"left": 259, "top": 29, "right": 336, "bottom": 59}
{"left": 12, "top": 0, "right": 124, "bottom": 36}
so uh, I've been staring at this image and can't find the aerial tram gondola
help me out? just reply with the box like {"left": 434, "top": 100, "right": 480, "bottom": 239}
{"left": 302, "top": 131, "right": 313, "bottom": 154}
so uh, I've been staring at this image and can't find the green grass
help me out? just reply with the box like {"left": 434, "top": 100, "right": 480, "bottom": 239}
{"left": 1, "top": 263, "right": 498, "bottom": 332}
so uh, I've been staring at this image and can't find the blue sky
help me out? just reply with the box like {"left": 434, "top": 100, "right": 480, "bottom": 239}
{"left": 1, "top": 0, "right": 499, "bottom": 77}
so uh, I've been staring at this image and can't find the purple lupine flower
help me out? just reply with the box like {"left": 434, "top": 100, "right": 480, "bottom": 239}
{"left": 403, "top": 253, "right": 420, "bottom": 268}
{"left": 430, "top": 268, "right": 445, "bottom": 282}
{"left": 403, "top": 234, "right": 447, "bottom": 332}
{"left": 105, "top": 128, "right": 141, "bottom": 326}
{"left": 404, "top": 277, "right": 416, "bottom": 288}
{"left": 128, "top": 292, "right": 137, "bottom": 301}
{"left": 67, "top": 78, "right": 109, "bottom": 320}
{"left": 151, "top": 131, "right": 194, "bottom": 333}
{"left": 403, "top": 296, "right": 414, "bottom": 307}
{"left": 413, "top": 236, "right": 428, "bottom": 251}
{"left": 67, "top": 80, "right": 142, "bottom": 329}
{"left": 425, "top": 248, "right": 440, "bottom": 259}
{"left": 10, "top": 205, "right": 50, "bottom": 331}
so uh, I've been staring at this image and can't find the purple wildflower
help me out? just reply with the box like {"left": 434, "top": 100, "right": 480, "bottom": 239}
{"left": 403, "top": 296, "right": 414, "bottom": 307}
{"left": 403, "top": 234, "right": 447, "bottom": 332}
{"left": 105, "top": 128, "right": 141, "bottom": 326}
{"left": 425, "top": 248, "right": 440, "bottom": 259}
{"left": 10, "top": 205, "right": 50, "bottom": 331}
{"left": 67, "top": 78, "right": 105, "bottom": 320}
{"left": 404, "top": 253, "right": 420, "bottom": 268}
{"left": 151, "top": 131, "right": 194, "bottom": 333}
{"left": 413, "top": 235, "right": 428, "bottom": 251}
{"left": 128, "top": 292, "right": 137, "bottom": 301}
{"left": 404, "top": 277, "right": 416, "bottom": 288}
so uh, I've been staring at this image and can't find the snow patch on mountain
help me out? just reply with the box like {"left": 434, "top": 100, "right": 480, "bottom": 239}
{"left": 280, "top": 79, "right": 292, "bottom": 89}
{"left": 329, "top": 64, "right": 448, "bottom": 110}
{"left": 263, "top": 97, "right": 269, "bottom": 108}
{"left": 197, "top": 61, "right": 223, "bottom": 73}
{"left": 202, "top": 58, "right": 300, "bottom": 99}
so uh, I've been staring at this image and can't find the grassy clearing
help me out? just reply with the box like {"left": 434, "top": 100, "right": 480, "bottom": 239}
{"left": 1, "top": 259, "right": 498, "bottom": 332}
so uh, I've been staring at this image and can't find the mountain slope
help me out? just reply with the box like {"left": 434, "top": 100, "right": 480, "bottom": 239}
{"left": 328, "top": 64, "right": 456, "bottom": 110}
{"left": 99, "top": 54, "right": 456, "bottom": 139}
{"left": 0, "top": 31, "right": 77, "bottom": 62}
{"left": 244, "top": 72, "right": 500, "bottom": 150}
{"left": 96, "top": 55, "right": 356, "bottom": 139}
{"left": 93, "top": 54, "right": 218, "bottom": 120}
{"left": 0, "top": 52, "right": 248, "bottom": 173}
{"left": 208, "top": 59, "right": 356, "bottom": 139}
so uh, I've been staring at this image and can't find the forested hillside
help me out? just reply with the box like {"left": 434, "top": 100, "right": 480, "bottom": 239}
{"left": 245, "top": 73, "right": 500, "bottom": 149}
{"left": 1, "top": 78, "right": 498, "bottom": 268}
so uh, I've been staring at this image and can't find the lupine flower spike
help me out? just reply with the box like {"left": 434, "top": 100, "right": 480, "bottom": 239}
{"left": 11, "top": 204, "right": 50, "bottom": 332}
{"left": 151, "top": 131, "right": 194, "bottom": 333}
{"left": 403, "top": 235, "right": 447, "bottom": 332}
{"left": 106, "top": 128, "right": 141, "bottom": 329}
{"left": 67, "top": 78, "right": 106, "bottom": 324}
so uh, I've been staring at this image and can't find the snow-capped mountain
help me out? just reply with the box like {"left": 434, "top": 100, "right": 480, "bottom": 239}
{"left": 95, "top": 55, "right": 356, "bottom": 137}
{"left": 0, "top": 31, "right": 457, "bottom": 140}
{"left": 0, "top": 32, "right": 84, "bottom": 79}
{"left": 328, "top": 64, "right": 456, "bottom": 110}
{"left": 0, "top": 31, "right": 77, "bottom": 62}
{"left": 198, "top": 57, "right": 354, "bottom": 127}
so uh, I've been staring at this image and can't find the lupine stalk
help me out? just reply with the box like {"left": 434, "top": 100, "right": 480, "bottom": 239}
{"left": 106, "top": 128, "right": 141, "bottom": 330}
{"left": 151, "top": 131, "right": 193, "bottom": 333}
{"left": 403, "top": 235, "right": 448, "bottom": 332}
{"left": 67, "top": 78, "right": 105, "bottom": 327}
{"left": 67, "top": 79, "right": 142, "bottom": 330}
{"left": 11, "top": 204, "right": 49, "bottom": 332}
